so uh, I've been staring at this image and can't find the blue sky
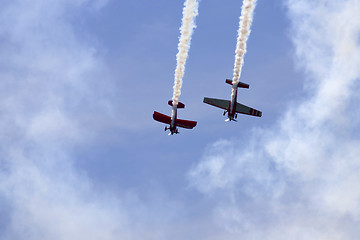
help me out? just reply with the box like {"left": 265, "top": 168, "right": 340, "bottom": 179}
{"left": 73, "top": 0, "right": 295, "bottom": 201}
{"left": 1, "top": 0, "right": 360, "bottom": 239}
{"left": 76, "top": 0, "right": 296, "bottom": 182}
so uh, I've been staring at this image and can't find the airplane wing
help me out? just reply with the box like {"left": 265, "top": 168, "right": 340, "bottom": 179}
{"left": 235, "top": 102, "right": 262, "bottom": 117}
{"left": 153, "top": 111, "right": 171, "bottom": 124}
{"left": 203, "top": 98, "right": 262, "bottom": 117}
{"left": 176, "top": 119, "right": 197, "bottom": 129}
{"left": 203, "top": 97, "right": 230, "bottom": 110}
{"left": 153, "top": 111, "right": 197, "bottom": 129}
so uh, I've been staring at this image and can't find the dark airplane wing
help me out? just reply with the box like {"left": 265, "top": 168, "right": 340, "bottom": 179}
{"left": 203, "top": 98, "right": 262, "bottom": 117}
{"left": 235, "top": 102, "right": 262, "bottom": 117}
{"left": 203, "top": 97, "right": 229, "bottom": 110}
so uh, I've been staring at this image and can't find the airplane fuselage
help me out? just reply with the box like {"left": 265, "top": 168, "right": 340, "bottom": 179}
{"left": 226, "top": 83, "right": 238, "bottom": 121}
{"left": 169, "top": 105, "right": 179, "bottom": 135}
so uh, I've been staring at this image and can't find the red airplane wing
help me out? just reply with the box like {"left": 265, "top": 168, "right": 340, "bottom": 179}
{"left": 176, "top": 118, "right": 197, "bottom": 129}
{"left": 153, "top": 111, "right": 171, "bottom": 124}
{"left": 153, "top": 111, "right": 197, "bottom": 129}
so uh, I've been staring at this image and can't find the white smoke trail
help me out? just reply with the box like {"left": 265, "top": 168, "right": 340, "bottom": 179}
{"left": 172, "top": 0, "right": 199, "bottom": 119}
{"left": 231, "top": 0, "right": 257, "bottom": 107}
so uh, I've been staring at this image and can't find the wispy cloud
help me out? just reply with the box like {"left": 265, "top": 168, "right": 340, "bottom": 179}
{"left": 0, "top": 1, "right": 209, "bottom": 239}
{"left": 189, "top": 0, "right": 360, "bottom": 239}
{"left": 0, "top": 1, "right": 134, "bottom": 239}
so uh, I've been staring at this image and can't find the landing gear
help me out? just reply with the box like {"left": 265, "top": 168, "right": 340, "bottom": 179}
{"left": 235, "top": 114, "right": 237, "bottom": 119}
{"left": 165, "top": 126, "right": 168, "bottom": 131}
{"left": 223, "top": 111, "right": 227, "bottom": 116}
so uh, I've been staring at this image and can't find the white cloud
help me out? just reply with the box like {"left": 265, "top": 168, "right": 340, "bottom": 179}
{"left": 0, "top": 0, "right": 200, "bottom": 238}
{"left": 0, "top": 1, "right": 141, "bottom": 239}
{"left": 189, "top": 0, "right": 360, "bottom": 239}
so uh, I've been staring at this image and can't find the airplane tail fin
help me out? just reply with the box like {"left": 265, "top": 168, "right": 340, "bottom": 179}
{"left": 168, "top": 100, "right": 185, "bottom": 108}
{"left": 225, "top": 79, "right": 249, "bottom": 89}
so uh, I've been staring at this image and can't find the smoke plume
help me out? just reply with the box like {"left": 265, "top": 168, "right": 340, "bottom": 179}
{"left": 172, "top": 0, "right": 199, "bottom": 118}
{"left": 231, "top": 0, "right": 257, "bottom": 108}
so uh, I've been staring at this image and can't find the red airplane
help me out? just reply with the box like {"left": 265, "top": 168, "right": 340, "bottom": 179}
{"left": 203, "top": 79, "right": 262, "bottom": 121}
{"left": 153, "top": 101, "right": 197, "bottom": 135}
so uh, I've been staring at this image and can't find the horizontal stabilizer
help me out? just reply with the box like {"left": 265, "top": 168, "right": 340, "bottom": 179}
{"left": 203, "top": 97, "right": 230, "bottom": 110}
{"left": 225, "top": 79, "right": 249, "bottom": 89}
{"left": 168, "top": 100, "right": 185, "bottom": 108}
